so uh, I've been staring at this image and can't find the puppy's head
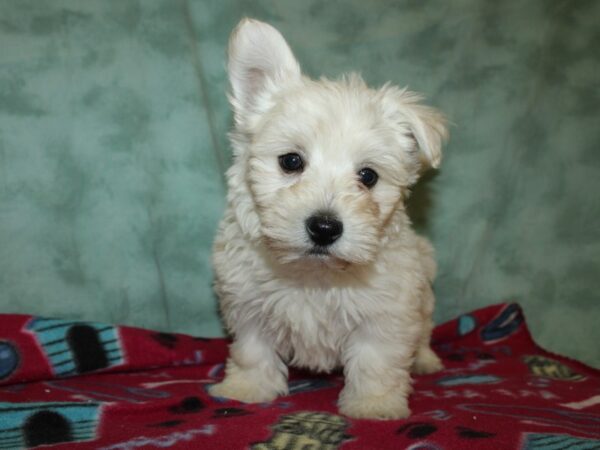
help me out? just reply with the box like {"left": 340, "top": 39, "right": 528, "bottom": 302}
{"left": 227, "top": 19, "right": 447, "bottom": 269}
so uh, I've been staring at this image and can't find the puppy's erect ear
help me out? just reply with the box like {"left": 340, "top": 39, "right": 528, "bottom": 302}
{"left": 382, "top": 87, "right": 448, "bottom": 171}
{"left": 228, "top": 19, "right": 301, "bottom": 124}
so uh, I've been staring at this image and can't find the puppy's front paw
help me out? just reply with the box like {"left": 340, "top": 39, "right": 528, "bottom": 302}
{"left": 209, "top": 378, "right": 280, "bottom": 404}
{"left": 412, "top": 346, "right": 443, "bottom": 375}
{"left": 338, "top": 391, "right": 411, "bottom": 420}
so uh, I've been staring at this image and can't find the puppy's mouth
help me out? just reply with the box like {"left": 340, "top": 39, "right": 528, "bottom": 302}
{"left": 305, "top": 246, "right": 351, "bottom": 270}
{"left": 307, "top": 246, "right": 331, "bottom": 257}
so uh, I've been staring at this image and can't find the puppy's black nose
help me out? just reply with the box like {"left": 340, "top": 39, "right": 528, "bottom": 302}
{"left": 306, "top": 214, "right": 343, "bottom": 247}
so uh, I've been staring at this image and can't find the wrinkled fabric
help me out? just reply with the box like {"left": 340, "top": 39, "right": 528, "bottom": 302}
{"left": 0, "top": 303, "right": 598, "bottom": 449}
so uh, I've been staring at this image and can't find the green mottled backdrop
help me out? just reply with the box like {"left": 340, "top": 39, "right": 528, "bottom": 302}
{"left": 0, "top": 0, "right": 598, "bottom": 367}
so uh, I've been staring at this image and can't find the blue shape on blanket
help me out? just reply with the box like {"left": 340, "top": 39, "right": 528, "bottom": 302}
{"left": 481, "top": 303, "right": 524, "bottom": 342}
{"left": 26, "top": 317, "right": 124, "bottom": 376}
{"left": 0, "top": 402, "right": 101, "bottom": 449}
{"left": 0, "top": 341, "right": 19, "bottom": 380}
{"left": 457, "top": 314, "right": 477, "bottom": 336}
{"left": 522, "top": 432, "right": 600, "bottom": 449}
{"left": 436, "top": 374, "right": 503, "bottom": 386}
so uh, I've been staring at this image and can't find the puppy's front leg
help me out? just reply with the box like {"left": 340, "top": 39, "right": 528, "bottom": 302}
{"left": 339, "top": 320, "right": 419, "bottom": 419}
{"left": 209, "top": 329, "right": 288, "bottom": 403}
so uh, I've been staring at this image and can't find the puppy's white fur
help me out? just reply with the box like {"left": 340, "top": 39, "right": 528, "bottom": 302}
{"left": 209, "top": 19, "right": 447, "bottom": 419}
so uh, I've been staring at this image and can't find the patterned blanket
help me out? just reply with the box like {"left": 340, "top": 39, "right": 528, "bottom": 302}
{"left": 0, "top": 303, "right": 598, "bottom": 449}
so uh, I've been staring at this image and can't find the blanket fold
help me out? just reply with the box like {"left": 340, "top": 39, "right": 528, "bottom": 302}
{"left": 0, "top": 303, "right": 598, "bottom": 449}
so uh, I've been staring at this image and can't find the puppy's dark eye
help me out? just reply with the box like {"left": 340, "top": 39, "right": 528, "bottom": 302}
{"left": 358, "top": 168, "right": 378, "bottom": 188}
{"left": 279, "top": 153, "right": 304, "bottom": 173}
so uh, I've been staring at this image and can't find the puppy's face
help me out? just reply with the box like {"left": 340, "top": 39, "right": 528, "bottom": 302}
{"left": 227, "top": 20, "right": 447, "bottom": 268}
{"left": 248, "top": 80, "right": 418, "bottom": 267}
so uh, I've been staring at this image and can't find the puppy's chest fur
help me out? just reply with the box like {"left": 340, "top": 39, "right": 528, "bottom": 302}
{"left": 262, "top": 285, "right": 362, "bottom": 372}
{"left": 214, "top": 215, "right": 426, "bottom": 373}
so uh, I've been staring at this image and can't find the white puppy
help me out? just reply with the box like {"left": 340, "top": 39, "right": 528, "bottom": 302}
{"left": 209, "top": 19, "right": 447, "bottom": 420}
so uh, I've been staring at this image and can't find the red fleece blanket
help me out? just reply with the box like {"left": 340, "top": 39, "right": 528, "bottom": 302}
{"left": 0, "top": 303, "right": 598, "bottom": 449}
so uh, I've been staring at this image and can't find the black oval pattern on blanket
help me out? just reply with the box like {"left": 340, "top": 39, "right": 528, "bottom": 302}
{"left": 169, "top": 396, "right": 204, "bottom": 413}
{"left": 456, "top": 426, "right": 496, "bottom": 438}
{"left": 397, "top": 422, "right": 438, "bottom": 438}
{"left": 66, "top": 325, "right": 109, "bottom": 373}
{"left": 212, "top": 407, "right": 251, "bottom": 418}
{"left": 24, "top": 410, "right": 73, "bottom": 447}
{"left": 152, "top": 332, "right": 179, "bottom": 349}
{"left": 148, "top": 420, "right": 184, "bottom": 428}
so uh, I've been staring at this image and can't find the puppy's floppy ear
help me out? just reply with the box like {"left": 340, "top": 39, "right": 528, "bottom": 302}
{"left": 228, "top": 19, "right": 301, "bottom": 124}
{"left": 383, "top": 87, "right": 448, "bottom": 170}
{"left": 404, "top": 99, "right": 448, "bottom": 170}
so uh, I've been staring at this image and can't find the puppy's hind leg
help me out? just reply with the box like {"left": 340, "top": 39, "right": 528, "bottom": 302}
{"left": 209, "top": 328, "right": 288, "bottom": 403}
{"left": 412, "top": 331, "right": 443, "bottom": 375}
{"left": 411, "top": 285, "right": 443, "bottom": 375}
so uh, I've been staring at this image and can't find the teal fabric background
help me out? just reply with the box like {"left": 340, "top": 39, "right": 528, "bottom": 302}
{"left": 1, "top": 1, "right": 598, "bottom": 367}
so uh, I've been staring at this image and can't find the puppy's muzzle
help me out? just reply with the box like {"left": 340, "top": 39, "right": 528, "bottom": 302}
{"left": 305, "top": 213, "right": 343, "bottom": 247}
